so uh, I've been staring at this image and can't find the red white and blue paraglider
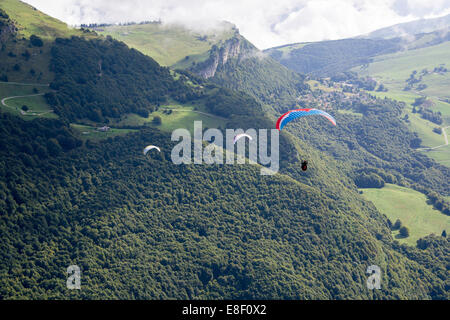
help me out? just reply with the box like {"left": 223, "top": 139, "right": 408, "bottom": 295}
{"left": 276, "top": 108, "right": 336, "bottom": 171}
{"left": 276, "top": 108, "right": 336, "bottom": 131}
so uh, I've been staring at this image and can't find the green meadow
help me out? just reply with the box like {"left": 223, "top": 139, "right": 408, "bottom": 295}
{"left": 97, "top": 22, "right": 235, "bottom": 67}
{"left": 0, "top": 83, "right": 55, "bottom": 119}
{"left": 0, "top": 0, "right": 91, "bottom": 39}
{"left": 356, "top": 41, "right": 450, "bottom": 134}
{"left": 356, "top": 41, "right": 450, "bottom": 93}
{"left": 70, "top": 124, "right": 138, "bottom": 141}
{"left": 361, "top": 184, "right": 450, "bottom": 245}
{"left": 113, "top": 104, "right": 227, "bottom": 134}
{"left": 2, "top": 94, "right": 57, "bottom": 119}
{"left": 0, "top": 38, "right": 54, "bottom": 84}
{"left": 367, "top": 89, "right": 450, "bottom": 166}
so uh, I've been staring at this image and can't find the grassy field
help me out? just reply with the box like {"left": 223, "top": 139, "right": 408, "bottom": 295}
{"left": 265, "top": 42, "right": 309, "bottom": 54}
{"left": 71, "top": 124, "right": 138, "bottom": 141}
{"left": 113, "top": 104, "right": 227, "bottom": 133}
{"left": 96, "top": 22, "right": 235, "bottom": 67}
{"left": 0, "top": 82, "right": 47, "bottom": 97}
{"left": 2, "top": 94, "right": 57, "bottom": 119}
{"left": 0, "top": 0, "right": 89, "bottom": 39}
{"left": 356, "top": 41, "right": 450, "bottom": 126}
{"left": 361, "top": 184, "right": 449, "bottom": 245}
{"left": 0, "top": 82, "right": 55, "bottom": 119}
{"left": 368, "top": 89, "right": 450, "bottom": 166}
{"left": 0, "top": 38, "right": 54, "bottom": 84}
{"left": 368, "top": 90, "right": 420, "bottom": 106}
{"left": 409, "top": 112, "right": 444, "bottom": 146}
{"left": 420, "top": 145, "right": 450, "bottom": 165}
{"left": 355, "top": 41, "right": 450, "bottom": 93}
{"left": 307, "top": 80, "right": 340, "bottom": 92}
{"left": 406, "top": 105, "right": 449, "bottom": 165}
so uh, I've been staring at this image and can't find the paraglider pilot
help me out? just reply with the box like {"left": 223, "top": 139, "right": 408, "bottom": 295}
{"left": 301, "top": 160, "right": 308, "bottom": 171}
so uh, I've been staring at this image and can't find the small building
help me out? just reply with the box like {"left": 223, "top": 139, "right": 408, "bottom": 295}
{"left": 97, "top": 126, "right": 110, "bottom": 132}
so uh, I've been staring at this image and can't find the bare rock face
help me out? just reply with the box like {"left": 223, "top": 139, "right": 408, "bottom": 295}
{"left": 198, "top": 53, "right": 220, "bottom": 79}
{"left": 195, "top": 36, "right": 242, "bottom": 79}
{"left": 220, "top": 37, "right": 241, "bottom": 66}
{"left": 0, "top": 10, "right": 17, "bottom": 44}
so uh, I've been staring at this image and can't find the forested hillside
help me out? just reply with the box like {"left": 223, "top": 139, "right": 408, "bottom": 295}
{"left": 285, "top": 95, "right": 450, "bottom": 198}
{"left": 191, "top": 34, "right": 309, "bottom": 110}
{"left": 0, "top": 113, "right": 448, "bottom": 299}
{"left": 265, "top": 38, "right": 401, "bottom": 76}
{"left": 265, "top": 26, "right": 450, "bottom": 77}
{"left": 46, "top": 36, "right": 201, "bottom": 122}
{"left": 91, "top": 23, "right": 310, "bottom": 111}
{"left": 94, "top": 21, "right": 236, "bottom": 67}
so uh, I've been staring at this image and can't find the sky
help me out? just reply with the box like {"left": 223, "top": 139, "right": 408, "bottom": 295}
{"left": 22, "top": 0, "right": 450, "bottom": 49}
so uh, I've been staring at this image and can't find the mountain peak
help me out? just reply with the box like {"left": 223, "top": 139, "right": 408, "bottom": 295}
{"left": 362, "top": 13, "right": 450, "bottom": 39}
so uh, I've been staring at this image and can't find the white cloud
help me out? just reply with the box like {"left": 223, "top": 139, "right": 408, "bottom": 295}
{"left": 22, "top": 0, "right": 450, "bottom": 49}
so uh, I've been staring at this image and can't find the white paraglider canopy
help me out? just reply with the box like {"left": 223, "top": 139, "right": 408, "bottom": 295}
{"left": 233, "top": 133, "right": 253, "bottom": 144}
{"left": 143, "top": 145, "right": 161, "bottom": 155}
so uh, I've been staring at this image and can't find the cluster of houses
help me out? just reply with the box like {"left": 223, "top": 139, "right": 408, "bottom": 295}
{"left": 298, "top": 85, "right": 373, "bottom": 111}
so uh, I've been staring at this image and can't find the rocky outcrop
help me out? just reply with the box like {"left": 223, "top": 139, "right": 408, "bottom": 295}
{"left": 194, "top": 36, "right": 243, "bottom": 79}
{"left": 0, "top": 9, "right": 17, "bottom": 44}
{"left": 197, "top": 52, "right": 220, "bottom": 78}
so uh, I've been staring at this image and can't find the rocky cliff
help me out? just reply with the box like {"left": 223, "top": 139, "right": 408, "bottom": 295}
{"left": 193, "top": 35, "right": 246, "bottom": 78}
{"left": 0, "top": 9, "right": 16, "bottom": 43}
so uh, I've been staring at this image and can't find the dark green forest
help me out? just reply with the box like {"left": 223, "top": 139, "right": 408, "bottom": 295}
{"left": 265, "top": 38, "right": 401, "bottom": 76}
{"left": 0, "top": 114, "right": 448, "bottom": 299}
{"left": 46, "top": 36, "right": 201, "bottom": 122}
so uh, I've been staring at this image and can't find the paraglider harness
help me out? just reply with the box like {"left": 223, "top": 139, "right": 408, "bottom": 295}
{"left": 301, "top": 160, "right": 308, "bottom": 171}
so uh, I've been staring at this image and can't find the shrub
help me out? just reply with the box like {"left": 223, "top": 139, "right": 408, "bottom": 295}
{"left": 355, "top": 173, "right": 384, "bottom": 188}
{"left": 30, "top": 35, "right": 43, "bottom": 47}
{"left": 399, "top": 226, "right": 409, "bottom": 238}
{"left": 152, "top": 116, "right": 162, "bottom": 125}
{"left": 433, "top": 127, "right": 442, "bottom": 134}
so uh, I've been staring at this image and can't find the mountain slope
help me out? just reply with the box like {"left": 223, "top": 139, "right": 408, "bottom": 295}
{"left": 188, "top": 34, "right": 308, "bottom": 111}
{"left": 92, "top": 23, "right": 308, "bottom": 110}
{"left": 363, "top": 14, "right": 450, "bottom": 39}
{"left": 354, "top": 40, "right": 450, "bottom": 104}
{"left": 265, "top": 27, "right": 450, "bottom": 77}
{"left": 0, "top": 0, "right": 92, "bottom": 39}
{"left": 351, "top": 37, "right": 450, "bottom": 167}
{"left": 264, "top": 38, "right": 402, "bottom": 76}
{"left": 0, "top": 113, "right": 448, "bottom": 299}
{"left": 47, "top": 36, "right": 201, "bottom": 122}
{"left": 95, "top": 21, "right": 236, "bottom": 67}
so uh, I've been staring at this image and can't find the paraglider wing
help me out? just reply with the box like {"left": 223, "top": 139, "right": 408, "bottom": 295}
{"left": 233, "top": 133, "right": 253, "bottom": 144}
{"left": 143, "top": 145, "right": 161, "bottom": 155}
{"left": 276, "top": 108, "right": 336, "bottom": 130}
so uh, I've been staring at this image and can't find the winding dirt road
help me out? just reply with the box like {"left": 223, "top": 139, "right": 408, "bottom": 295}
{"left": 417, "top": 126, "right": 450, "bottom": 151}
{"left": 1, "top": 93, "right": 46, "bottom": 107}
{"left": 0, "top": 81, "right": 54, "bottom": 116}
{"left": 1, "top": 93, "right": 54, "bottom": 116}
